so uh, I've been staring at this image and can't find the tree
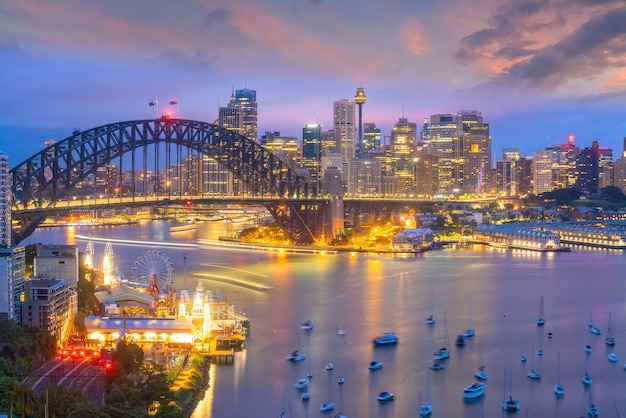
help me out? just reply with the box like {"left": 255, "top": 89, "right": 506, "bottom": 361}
{"left": 42, "top": 385, "right": 92, "bottom": 418}
{"left": 0, "top": 375, "right": 19, "bottom": 414}
{"left": 11, "top": 383, "right": 38, "bottom": 418}
{"left": 67, "top": 403, "right": 111, "bottom": 418}
{"left": 601, "top": 186, "right": 626, "bottom": 203}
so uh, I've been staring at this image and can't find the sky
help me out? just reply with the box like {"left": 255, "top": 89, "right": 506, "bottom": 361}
{"left": 2, "top": 0, "right": 626, "bottom": 166}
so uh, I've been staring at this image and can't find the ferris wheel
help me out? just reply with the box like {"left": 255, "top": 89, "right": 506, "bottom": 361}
{"left": 130, "top": 250, "right": 175, "bottom": 297}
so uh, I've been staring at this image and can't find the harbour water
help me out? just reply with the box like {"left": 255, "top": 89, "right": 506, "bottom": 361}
{"left": 23, "top": 221, "right": 626, "bottom": 417}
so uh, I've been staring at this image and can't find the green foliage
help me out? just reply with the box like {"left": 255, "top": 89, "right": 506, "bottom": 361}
{"left": 540, "top": 188, "right": 582, "bottom": 205}
{"left": 0, "top": 317, "right": 56, "bottom": 377}
{"left": 0, "top": 375, "right": 19, "bottom": 413}
{"left": 11, "top": 383, "right": 38, "bottom": 418}
{"left": 100, "top": 404, "right": 145, "bottom": 418}
{"left": 67, "top": 403, "right": 112, "bottom": 418}
{"left": 113, "top": 340, "right": 144, "bottom": 374}
{"left": 41, "top": 385, "right": 92, "bottom": 418}
{"left": 601, "top": 186, "right": 626, "bottom": 203}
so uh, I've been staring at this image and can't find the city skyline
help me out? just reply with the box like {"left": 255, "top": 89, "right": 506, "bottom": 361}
{"left": 2, "top": 0, "right": 626, "bottom": 165}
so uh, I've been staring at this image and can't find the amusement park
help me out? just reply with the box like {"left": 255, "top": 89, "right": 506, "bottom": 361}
{"left": 78, "top": 240, "right": 249, "bottom": 361}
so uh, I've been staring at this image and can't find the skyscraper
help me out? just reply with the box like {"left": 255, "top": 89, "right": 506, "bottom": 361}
{"left": 459, "top": 110, "right": 491, "bottom": 194}
{"left": 333, "top": 99, "right": 356, "bottom": 161}
{"left": 390, "top": 117, "right": 417, "bottom": 194}
{"left": 423, "top": 114, "right": 461, "bottom": 194}
{"left": 0, "top": 151, "right": 10, "bottom": 248}
{"left": 218, "top": 88, "right": 258, "bottom": 142}
{"left": 302, "top": 124, "right": 323, "bottom": 193}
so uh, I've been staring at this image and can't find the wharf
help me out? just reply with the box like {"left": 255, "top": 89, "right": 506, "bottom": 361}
{"left": 206, "top": 349, "right": 235, "bottom": 364}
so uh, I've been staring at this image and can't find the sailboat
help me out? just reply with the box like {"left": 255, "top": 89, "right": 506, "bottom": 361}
{"left": 502, "top": 368, "right": 520, "bottom": 411}
{"left": 554, "top": 350, "right": 565, "bottom": 396}
{"left": 606, "top": 310, "right": 616, "bottom": 345}
{"left": 419, "top": 370, "right": 433, "bottom": 416}
{"left": 536, "top": 295, "right": 546, "bottom": 326}
{"left": 464, "top": 295, "right": 476, "bottom": 337}
{"left": 527, "top": 345, "right": 541, "bottom": 379}
{"left": 587, "top": 389, "right": 599, "bottom": 417}
{"left": 425, "top": 290, "right": 436, "bottom": 324}
{"left": 338, "top": 324, "right": 346, "bottom": 336}
{"left": 583, "top": 354, "right": 592, "bottom": 385}
{"left": 320, "top": 371, "right": 335, "bottom": 412}
{"left": 433, "top": 310, "right": 450, "bottom": 361}
{"left": 325, "top": 342, "right": 334, "bottom": 371}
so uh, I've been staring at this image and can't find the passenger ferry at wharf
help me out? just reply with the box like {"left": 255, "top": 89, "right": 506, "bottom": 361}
{"left": 472, "top": 224, "right": 569, "bottom": 252}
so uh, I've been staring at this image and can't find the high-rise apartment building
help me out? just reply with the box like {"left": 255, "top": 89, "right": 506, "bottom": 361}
{"left": 532, "top": 151, "right": 554, "bottom": 194}
{"left": 346, "top": 158, "right": 381, "bottom": 196}
{"left": 613, "top": 138, "right": 626, "bottom": 194}
{"left": 575, "top": 141, "right": 612, "bottom": 194}
{"left": 22, "top": 278, "right": 76, "bottom": 341}
{"left": 459, "top": 111, "right": 491, "bottom": 194}
{"left": 333, "top": 99, "right": 356, "bottom": 161}
{"left": 262, "top": 132, "right": 299, "bottom": 170}
{"left": 302, "top": 124, "right": 323, "bottom": 192}
{"left": 362, "top": 123, "right": 381, "bottom": 156}
{"left": 423, "top": 114, "right": 461, "bottom": 194}
{"left": 218, "top": 88, "right": 258, "bottom": 142}
{"left": 497, "top": 148, "right": 522, "bottom": 197}
{"left": 0, "top": 151, "right": 10, "bottom": 248}
{"left": 0, "top": 246, "right": 26, "bottom": 324}
{"left": 389, "top": 117, "right": 417, "bottom": 194}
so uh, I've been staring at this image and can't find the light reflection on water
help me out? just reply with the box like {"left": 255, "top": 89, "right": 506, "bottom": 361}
{"left": 23, "top": 222, "right": 626, "bottom": 418}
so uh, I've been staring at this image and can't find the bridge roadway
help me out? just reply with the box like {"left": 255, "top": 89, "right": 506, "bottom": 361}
{"left": 13, "top": 194, "right": 496, "bottom": 213}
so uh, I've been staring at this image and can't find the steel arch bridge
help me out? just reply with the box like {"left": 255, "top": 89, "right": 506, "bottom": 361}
{"left": 10, "top": 117, "right": 328, "bottom": 245}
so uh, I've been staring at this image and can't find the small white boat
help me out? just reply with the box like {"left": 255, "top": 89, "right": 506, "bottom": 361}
{"left": 368, "top": 361, "right": 383, "bottom": 370}
{"left": 503, "top": 396, "right": 520, "bottom": 411}
{"left": 606, "top": 311, "right": 615, "bottom": 345}
{"left": 419, "top": 401, "right": 433, "bottom": 416}
{"left": 537, "top": 349, "right": 544, "bottom": 356}
{"left": 301, "top": 391, "right": 310, "bottom": 400}
{"left": 554, "top": 383, "right": 565, "bottom": 397}
{"left": 294, "top": 378, "right": 309, "bottom": 389}
{"left": 325, "top": 362, "right": 334, "bottom": 371}
{"left": 609, "top": 353, "right": 619, "bottom": 362}
{"left": 455, "top": 334, "right": 467, "bottom": 346}
{"left": 320, "top": 402, "right": 334, "bottom": 412}
{"left": 585, "top": 345, "right": 592, "bottom": 354}
{"left": 286, "top": 350, "right": 306, "bottom": 362}
{"left": 582, "top": 372, "right": 592, "bottom": 385}
{"left": 537, "top": 296, "right": 546, "bottom": 326}
{"left": 433, "top": 347, "right": 450, "bottom": 360}
{"left": 424, "top": 314, "right": 436, "bottom": 324}
{"left": 554, "top": 351, "right": 565, "bottom": 397}
{"left": 333, "top": 413, "right": 348, "bottom": 418}
{"left": 464, "top": 328, "right": 475, "bottom": 337}
{"left": 588, "top": 403, "right": 599, "bottom": 417}
{"left": 547, "top": 332, "right": 553, "bottom": 338}
{"left": 521, "top": 353, "right": 527, "bottom": 363}
{"left": 300, "top": 320, "right": 314, "bottom": 330}
{"left": 372, "top": 332, "right": 398, "bottom": 345}
{"left": 429, "top": 363, "right": 445, "bottom": 370}
{"left": 377, "top": 391, "right": 396, "bottom": 402}
{"left": 527, "top": 369, "right": 541, "bottom": 379}
{"left": 464, "top": 296, "right": 475, "bottom": 337}
{"left": 307, "top": 370, "right": 313, "bottom": 378}
{"left": 337, "top": 376, "right": 345, "bottom": 384}
{"left": 338, "top": 327, "right": 346, "bottom": 336}
{"left": 590, "top": 326, "right": 602, "bottom": 335}
{"left": 474, "top": 366, "right": 488, "bottom": 380}
{"left": 463, "top": 382, "right": 486, "bottom": 399}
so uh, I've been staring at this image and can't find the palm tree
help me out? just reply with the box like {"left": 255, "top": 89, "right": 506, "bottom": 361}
{"left": 11, "top": 383, "right": 37, "bottom": 418}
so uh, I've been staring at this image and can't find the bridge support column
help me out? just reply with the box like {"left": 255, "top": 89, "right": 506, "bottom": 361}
{"left": 323, "top": 195, "right": 344, "bottom": 242}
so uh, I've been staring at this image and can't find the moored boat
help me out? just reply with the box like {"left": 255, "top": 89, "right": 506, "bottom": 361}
{"left": 377, "top": 391, "right": 396, "bottom": 402}
{"left": 372, "top": 332, "right": 398, "bottom": 345}
{"left": 463, "top": 382, "right": 486, "bottom": 399}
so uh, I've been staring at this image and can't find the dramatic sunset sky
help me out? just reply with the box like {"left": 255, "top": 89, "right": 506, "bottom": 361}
{"left": 2, "top": 0, "right": 626, "bottom": 165}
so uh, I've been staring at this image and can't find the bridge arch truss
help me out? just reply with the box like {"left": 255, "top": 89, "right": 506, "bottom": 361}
{"left": 11, "top": 118, "right": 325, "bottom": 244}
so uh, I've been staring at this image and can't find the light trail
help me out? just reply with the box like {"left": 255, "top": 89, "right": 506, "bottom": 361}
{"left": 75, "top": 234, "right": 197, "bottom": 249}
{"left": 200, "top": 263, "right": 269, "bottom": 278}
{"left": 193, "top": 272, "right": 273, "bottom": 291}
